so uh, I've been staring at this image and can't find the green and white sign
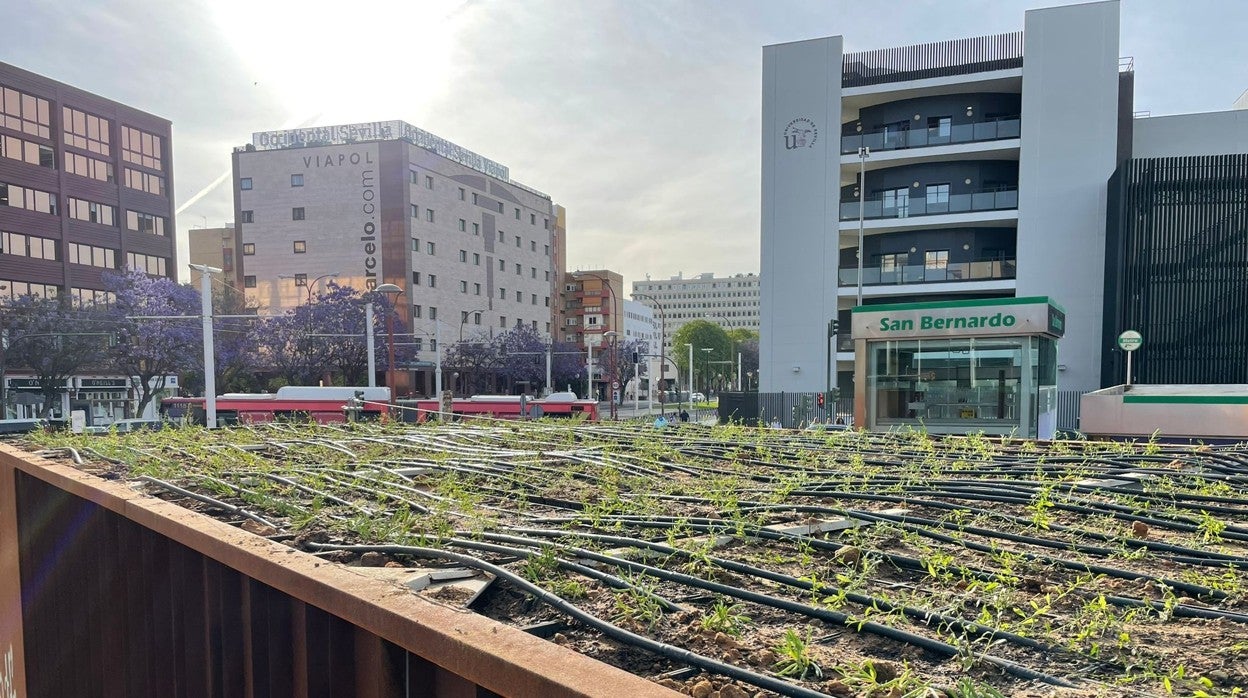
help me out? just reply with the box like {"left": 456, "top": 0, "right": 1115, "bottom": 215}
{"left": 852, "top": 296, "right": 1065, "bottom": 340}
{"left": 1117, "top": 330, "right": 1143, "bottom": 352}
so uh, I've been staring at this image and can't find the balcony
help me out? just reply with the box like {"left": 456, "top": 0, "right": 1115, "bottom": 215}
{"left": 842, "top": 31, "right": 1023, "bottom": 89}
{"left": 840, "top": 188, "right": 1017, "bottom": 221}
{"left": 841, "top": 118, "right": 1019, "bottom": 155}
{"left": 838, "top": 259, "right": 1016, "bottom": 286}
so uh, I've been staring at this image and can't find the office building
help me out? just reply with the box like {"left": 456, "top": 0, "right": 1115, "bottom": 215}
{"left": 622, "top": 299, "right": 658, "bottom": 353}
{"left": 760, "top": 0, "right": 1248, "bottom": 406}
{"left": 232, "top": 122, "right": 560, "bottom": 395}
{"left": 631, "top": 272, "right": 760, "bottom": 358}
{"left": 187, "top": 226, "right": 236, "bottom": 288}
{"left": 0, "top": 61, "right": 175, "bottom": 304}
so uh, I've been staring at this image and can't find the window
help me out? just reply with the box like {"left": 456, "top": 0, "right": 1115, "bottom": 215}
{"left": 293, "top": 240, "right": 306, "bottom": 253}
{"left": 240, "top": 177, "right": 252, "bottom": 190}
{"left": 121, "top": 125, "right": 162, "bottom": 170}
{"left": 544, "top": 296, "right": 549, "bottom": 307}
{"left": 2, "top": 87, "right": 51, "bottom": 138}
{"left": 472, "top": 192, "right": 478, "bottom": 204}
{"left": 426, "top": 175, "right": 433, "bottom": 189}
{"left": 531, "top": 267, "right": 537, "bottom": 279}
{"left": 544, "top": 218, "right": 549, "bottom": 230}
{"left": 530, "top": 240, "right": 536, "bottom": 252}
{"left": 499, "top": 259, "right": 505, "bottom": 271}
{"left": 412, "top": 272, "right": 421, "bottom": 286}
{"left": 515, "top": 263, "right": 521, "bottom": 275}
{"left": 241, "top": 210, "right": 254, "bottom": 223}
{"left": 242, "top": 243, "right": 255, "bottom": 256}
{"left": 124, "top": 168, "right": 165, "bottom": 195}
{"left": 62, "top": 151, "right": 113, "bottom": 181}
{"left": 244, "top": 276, "right": 256, "bottom": 288}
{"left": 500, "top": 316, "right": 507, "bottom": 328}
{"left": 1, "top": 232, "right": 57, "bottom": 260}
{"left": 0, "top": 134, "right": 52, "bottom": 169}
{"left": 497, "top": 202, "right": 503, "bottom": 213}
{"left": 291, "top": 174, "right": 303, "bottom": 187}
{"left": 412, "top": 237, "right": 420, "bottom": 251}
{"left": 545, "top": 322, "right": 550, "bottom": 333}
{"left": 428, "top": 274, "right": 437, "bottom": 288}
{"left": 458, "top": 187, "right": 465, "bottom": 201}
{"left": 472, "top": 223, "right": 480, "bottom": 236}
{"left": 474, "top": 312, "right": 482, "bottom": 325}
{"left": 126, "top": 251, "right": 166, "bottom": 276}
{"left": 544, "top": 244, "right": 550, "bottom": 256}
{"left": 63, "top": 107, "right": 111, "bottom": 155}
{"left": 514, "top": 207, "right": 520, "bottom": 220}
{"left": 458, "top": 218, "right": 466, "bottom": 232}
{"left": 544, "top": 270, "right": 550, "bottom": 281}
{"left": 515, "top": 235, "right": 520, "bottom": 248}
{"left": 294, "top": 274, "right": 308, "bottom": 286}
{"left": 531, "top": 294, "right": 537, "bottom": 305}
{"left": 426, "top": 241, "right": 435, "bottom": 255}
{"left": 459, "top": 280, "right": 467, "bottom": 293}
{"left": 429, "top": 306, "right": 437, "bottom": 321}
{"left": 411, "top": 204, "right": 419, "bottom": 218}
{"left": 123, "top": 211, "right": 165, "bottom": 237}
{"left": 292, "top": 207, "right": 305, "bottom": 221}
{"left": 530, "top": 213, "right": 536, "bottom": 225}
{"left": 878, "top": 252, "right": 906, "bottom": 273}
{"left": 474, "top": 282, "right": 481, "bottom": 295}
{"left": 927, "top": 116, "right": 952, "bottom": 141}
{"left": 67, "top": 197, "right": 116, "bottom": 226}
{"left": 410, "top": 170, "right": 419, "bottom": 184}
{"left": 499, "top": 287, "right": 506, "bottom": 300}
{"left": 413, "top": 305, "right": 422, "bottom": 318}
{"left": 426, "top": 208, "right": 434, "bottom": 223}
{"left": 925, "top": 183, "right": 950, "bottom": 207}
{"left": 473, "top": 253, "right": 480, "bottom": 265}
{"left": 412, "top": 337, "right": 423, "bottom": 352}
{"left": 515, "top": 291, "right": 522, "bottom": 302}
{"left": 459, "top": 250, "right": 467, "bottom": 263}
{"left": 881, "top": 186, "right": 909, "bottom": 216}
{"left": 0, "top": 183, "right": 60, "bottom": 215}
{"left": 925, "top": 249, "right": 949, "bottom": 269}
{"left": 498, "top": 231, "right": 505, "bottom": 242}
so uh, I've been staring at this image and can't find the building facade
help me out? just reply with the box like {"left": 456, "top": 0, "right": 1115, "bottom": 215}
{"left": 622, "top": 299, "right": 658, "bottom": 354}
{"left": 761, "top": 1, "right": 1128, "bottom": 396}
{"left": 187, "top": 226, "right": 236, "bottom": 288}
{"left": 0, "top": 61, "right": 175, "bottom": 304}
{"left": 232, "top": 122, "right": 560, "bottom": 396}
{"left": 631, "top": 272, "right": 760, "bottom": 359}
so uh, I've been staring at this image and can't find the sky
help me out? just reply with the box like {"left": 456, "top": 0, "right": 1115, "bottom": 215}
{"left": 3, "top": 0, "right": 1245, "bottom": 289}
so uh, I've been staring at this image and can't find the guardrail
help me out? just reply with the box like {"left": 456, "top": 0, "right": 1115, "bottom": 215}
{"left": 841, "top": 118, "right": 1019, "bottom": 154}
{"left": 842, "top": 31, "right": 1024, "bottom": 88}
{"left": 840, "top": 188, "right": 1018, "bottom": 221}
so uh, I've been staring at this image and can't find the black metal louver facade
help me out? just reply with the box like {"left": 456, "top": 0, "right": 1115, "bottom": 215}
{"left": 1102, "top": 155, "right": 1248, "bottom": 386}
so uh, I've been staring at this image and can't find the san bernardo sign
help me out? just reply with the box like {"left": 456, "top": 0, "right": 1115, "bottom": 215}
{"left": 852, "top": 297, "right": 1065, "bottom": 340}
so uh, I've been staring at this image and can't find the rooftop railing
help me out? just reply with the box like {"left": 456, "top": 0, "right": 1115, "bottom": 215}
{"left": 840, "top": 187, "right": 1018, "bottom": 221}
{"left": 843, "top": 31, "right": 1024, "bottom": 88}
{"left": 841, "top": 117, "right": 1019, "bottom": 155}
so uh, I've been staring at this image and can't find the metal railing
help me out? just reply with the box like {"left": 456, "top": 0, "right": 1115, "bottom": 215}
{"left": 842, "top": 31, "right": 1023, "bottom": 88}
{"left": 840, "top": 187, "right": 1018, "bottom": 221}
{"left": 838, "top": 259, "right": 1016, "bottom": 286}
{"left": 841, "top": 118, "right": 1019, "bottom": 154}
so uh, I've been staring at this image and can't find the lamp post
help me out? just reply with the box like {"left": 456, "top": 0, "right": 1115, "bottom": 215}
{"left": 375, "top": 283, "right": 403, "bottom": 406}
{"left": 684, "top": 343, "right": 693, "bottom": 407}
{"left": 603, "top": 330, "right": 619, "bottom": 420}
{"left": 856, "top": 146, "right": 871, "bottom": 308}
{"left": 188, "top": 264, "right": 222, "bottom": 428}
{"left": 279, "top": 272, "right": 340, "bottom": 304}
{"left": 699, "top": 347, "right": 713, "bottom": 397}
{"left": 459, "top": 307, "right": 491, "bottom": 342}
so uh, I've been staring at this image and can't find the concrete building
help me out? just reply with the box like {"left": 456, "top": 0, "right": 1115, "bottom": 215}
{"left": 622, "top": 299, "right": 658, "bottom": 354}
{"left": 631, "top": 272, "right": 760, "bottom": 359}
{"left": 0, "top": 61, "right": 175, "bottom": 303}
{"left": 187, "top": 226, "right": 236, "bottom": 288}
{"left": 760, "top": 0, "right": 1248, "bottom": 402}
{"left": 232, "top": 121, "right": 560, "bottom": 395}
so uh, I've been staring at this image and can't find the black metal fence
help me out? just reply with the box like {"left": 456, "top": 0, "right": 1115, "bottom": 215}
{"left": 842, "top": 31, "right": 1023, "bottom": 88}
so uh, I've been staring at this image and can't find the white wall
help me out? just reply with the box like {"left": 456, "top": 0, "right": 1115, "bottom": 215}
{"left": 760, "top": 37, "right": 842, "bottom": 392}
{"left": 1133, "top": 111, "right": 1248, "bottom": 158}
{"left": 1016, "top": 0, "right": 1120, "bottom": 391}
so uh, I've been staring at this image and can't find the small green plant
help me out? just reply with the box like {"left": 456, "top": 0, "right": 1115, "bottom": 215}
{"left": 1196, "top": 510, "right": 1226, "bottom": 543}
{"left": 773, "top": 628, "right": 822, "bottom": 680}
{"left": 611, "top": 574, "right": 666, "bottom": 630}
{"left": 520, "top": 545, "right": 560, "bottom": 582}
{"left": 550, "top": 577, "right": 588, "bottom": 600}
{"left": 948, "top": 677, "right": 1008, "bottom": 698}
{"left": 699, "top": 599, "right": 751, "bottom": 637}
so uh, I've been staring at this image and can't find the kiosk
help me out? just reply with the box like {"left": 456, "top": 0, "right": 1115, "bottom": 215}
{"left": 852, "top": 296, "right": 1064, "bottom": 438}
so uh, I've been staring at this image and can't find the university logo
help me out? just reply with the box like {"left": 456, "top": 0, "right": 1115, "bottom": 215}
{"left": 783, "top": 118, "right": 817, "bottom": 150}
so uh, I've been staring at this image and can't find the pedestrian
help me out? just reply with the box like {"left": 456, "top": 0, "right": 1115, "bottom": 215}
{"left": 679, "top": 409, "right": 689, "bottom": 423}
{"left": 770, "top": 417, "right": 783, "bottom": 429}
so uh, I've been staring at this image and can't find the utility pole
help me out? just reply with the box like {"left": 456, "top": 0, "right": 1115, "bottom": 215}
{"left": 856, "top": 146, "right": 871, "bottom": 308}
{"left": 365, "top": 303, "right": 377, "bottom": 387}
{"left": 188, "top": 264, "right": 221, "bottom": 428}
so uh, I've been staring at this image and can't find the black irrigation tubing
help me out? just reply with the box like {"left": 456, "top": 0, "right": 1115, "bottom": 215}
{"left": 503, "top": 526, "right": 1092, "bottom": 658}
{"left": 138, "top": 476, "right": 280, "bottom": 530}
{"left": 468, "top": 532, "right": 1075, "bottom": 688}
{"left": 783, "top": 488, "right": 1248, "bottom": 562}
{"left": 440, "top": 535, "right": 687, "bottom": 614}
{"left": 304, "top": 542, "right": 837, "bottom": 698}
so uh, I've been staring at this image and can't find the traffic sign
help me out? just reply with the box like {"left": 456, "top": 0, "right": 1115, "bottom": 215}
{"left": 1117, "top": 330, "right": 1143, "bottom": 352}
{"left": 612, "top": 380, "right": 620, "bottom": 389}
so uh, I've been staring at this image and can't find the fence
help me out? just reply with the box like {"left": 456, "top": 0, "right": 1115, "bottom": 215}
{"left": 1057, "top": 389, "right": 1083, "bottom": 432}
{"left": 718, "top": 392, "right": 852, "bottom": 429}
{"left": 842, "top": 31, "right": 1024, "bottom": 88}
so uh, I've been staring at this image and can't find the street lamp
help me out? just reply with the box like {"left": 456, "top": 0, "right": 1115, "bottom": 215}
{"left": 279, "top": 272, "right": 340, "bottom": 303}
{"left": 459, "top": 307, "right": 491, "bottom": 342}
{"left": 375, "top": 283, "right": 403, "bottom": 405}
{"left": 699, "top": 347, "right": 713, "bottom": 397}
{"left": 604, "top": 330, "right": 619, "bottom": 420}
{"left": 683, "top": 343, "right": 693, "bottom": 407}
{"left": 856, "top": 146, "right": 871, "bottom": 308}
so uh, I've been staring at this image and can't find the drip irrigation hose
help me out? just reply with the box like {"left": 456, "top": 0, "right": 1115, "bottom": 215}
{"left": 139, "top": 476, "right": 279, "bottom": 530}
{"left": 304, "top": 542, "right": 838, "bottom": 698}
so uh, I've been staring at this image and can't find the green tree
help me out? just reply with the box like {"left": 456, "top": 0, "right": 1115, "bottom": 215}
{"left": 671, "top": 320, "right": 731, "bottom": 393}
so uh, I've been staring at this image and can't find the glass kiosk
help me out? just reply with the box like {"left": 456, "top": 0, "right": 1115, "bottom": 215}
{"left": 851, "top": 297, "right": 1065, "bottom": 438}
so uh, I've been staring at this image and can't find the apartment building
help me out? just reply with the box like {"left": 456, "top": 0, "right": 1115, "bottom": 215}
{"left": 187, "top": 226, "right": 236, "bottom": 288}
{"left": 0, "top": 61, "right": 175, "bottom": 304}
{"left": 631, "top": 272, "right": 760, "bottom": 358}
{"left": 232, "top": 121, "right": 560, "bottom": 396}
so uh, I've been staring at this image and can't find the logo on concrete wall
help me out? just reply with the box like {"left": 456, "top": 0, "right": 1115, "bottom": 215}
{"left": 783, "top": 118, "right": 818, "bottom": 150}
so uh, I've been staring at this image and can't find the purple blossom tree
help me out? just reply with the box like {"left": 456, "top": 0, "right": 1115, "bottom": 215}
{"left": 0, "top": 294, "right": 109, "bottom": 417}
{"left": 102, "top": 269, "right": 203, "bottom": 415}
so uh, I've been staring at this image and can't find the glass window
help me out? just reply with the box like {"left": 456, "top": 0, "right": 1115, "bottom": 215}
{"left": 121, "top": 125, "right": 162, "bottom": 170}
{"left": 244, "top": 275, "right": 256, "bottom": 288}
{"left": 63, "top": 151, "right": 114, "bottom": 181}
{"left": 426, "top": 241, "right": 435, "bottom": 255}
{"left": 64, "top": 107, "right": 111, "bottom": 155}
{"left": 473, "top": 253, "right": 480, "bottom": 265}
{"left": 413, "top": 305, "right": 422, "bottom": 318}
{"left": 425, "top": 175, "right": 433, "bottom": 189}
{"left": 426, "top": 208, "right": 434, "bottom": 223}
{"left": 530, "top": 213, "right": 536, "bottom": 225}
{"left": 429, "top": 306, "right": 437, "bottom": 320}
{"left": 474, "top": 312, "right": 481, "bottom": 325}
{"left": 410, "top": 170, "right": 419, "bottom": 184}
{"left": 2, "top": 86, "right": 51, "bottom": 138}
{"left": 243, "top": 243, "right": 255, "bottom": 255}
{"left": 514, "top": 207, "right": 520, "bottom": 220}
{"left": 124, "top": 167, "right": 165, "bottom": 196}
{"left": 67, "top": 197, "right": 116, "bottom": 226}
{"left": 515, "top": 235, "right": 520, "bottom": 248}
{"left": 240, "top": 177, "right": 252, "bottom": 190}
{"left": 412, "top": 272, "right": 421, "bottom": 286}
{"left": 459, "top": 250, "right": 467, "bottom": 262}
{"left": 241, "top": 210, "right": 253, "bottom": 223}
{"left": 927, "top": 116, "right": 952, "bottom": 141}
{"left": 293, "top": 274, "right": 308, "bottom": 286}
{"left": 458, "top": 187, "right": 465, "bottom": 200}
{"left": 412, "top": 237, "right": 419, "bottom": 251}
{"left": 925, "top": 250, "right": 949, "bottom": 269}
{"left": 459, "top": 280, "right": 467, "bottom": 293}
{"left": 473, "top": 223, "right": 480, "bottom": 236}
{"left": 291, "top": 174, "right": 303, "bottom": 187}
{"left": 293, "top": 240, "right": 306, "bottom": 253}
{"left": 292, "top": 207, "right": 305, "bottom": 220}
{"left": 0, "top": 183, "right": 57, "bottom": 215}
{"left": 474, "top": 282, "right": 481, "bottom": 295}
{"left": 881, "top": 187, "right": 909, "bottom": 216}
{"left": 926, "top": 183, "right": 950, "bottom": 206}
{"left": 411, "top": 204, "right": 419, "bottom": 218}
{"left": 868, "top": 338, "right": 1021, "bottom": 425}
{"left": 458, "top": 218, "right": 466, "bottom": 232}
{"left": 428, "top": 274, "right": 436, "bottom": 288}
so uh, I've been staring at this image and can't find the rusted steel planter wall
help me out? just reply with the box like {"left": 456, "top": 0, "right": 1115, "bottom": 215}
{"left": 0, "top": 446, "right": 671, "bottom": 698}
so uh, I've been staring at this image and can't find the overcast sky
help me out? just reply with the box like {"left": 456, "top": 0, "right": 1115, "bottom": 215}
{"left": 3, "top": 0, "right": 1245, "bottom": 289}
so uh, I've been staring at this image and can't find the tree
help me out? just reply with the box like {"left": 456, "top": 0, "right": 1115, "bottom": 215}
{"left": 102, "top": 269, "right": 202, "bottom": 416}
{"left": 671, "top": 320, "right": 732, "bottom": 392}
{"left": 0, "top": 295, "right": 109, "bottom": 417}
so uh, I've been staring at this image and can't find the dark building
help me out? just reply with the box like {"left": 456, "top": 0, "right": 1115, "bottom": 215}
{"left": 1103, "top": 154, "right": 1248, "bottom": 385}
{"left": 0, "top": 61, "right": 175, "bottom": 304}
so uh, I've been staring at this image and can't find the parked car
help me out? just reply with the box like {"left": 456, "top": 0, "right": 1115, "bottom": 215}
{"left": 690, "top": 392, "right": 706, "bottom": 402}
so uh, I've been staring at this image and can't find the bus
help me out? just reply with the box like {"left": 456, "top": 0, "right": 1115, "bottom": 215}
{"left": 161, "top": 386, "right": 392, "bottom": 425}
{"left": 402, "top": 392, "right": 599, "bottom": 423}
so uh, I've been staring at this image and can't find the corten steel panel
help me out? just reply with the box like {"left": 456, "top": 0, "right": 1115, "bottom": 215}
{"left": 0, "top": 445, "right": 676, "bottom": 698}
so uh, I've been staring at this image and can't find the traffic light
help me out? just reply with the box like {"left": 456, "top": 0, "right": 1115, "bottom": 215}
{"left": 632, "top": 351, "right": 639, "bottom": 363}
{"left": 817, "top": 392, "right": 826, "bottom": 408}
{"left": 829, "top": 319, "right": 840, "bottom": 335}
